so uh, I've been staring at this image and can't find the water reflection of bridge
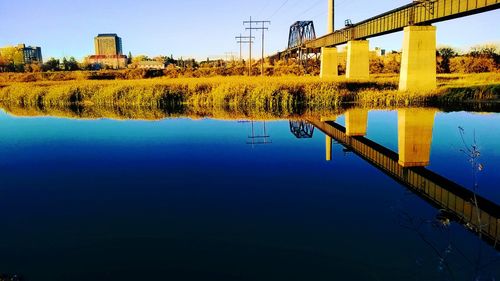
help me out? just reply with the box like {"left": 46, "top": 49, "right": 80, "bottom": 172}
{"left": 296, "top": 109, "right": 499, "bottom": 249}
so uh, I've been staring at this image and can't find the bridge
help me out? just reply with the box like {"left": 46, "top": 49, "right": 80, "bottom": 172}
{"left": 280, "top": 21, "right": 321, "bottom": 66}
{"left": 278, "top": 0, "right": 500, "bottom": 91}
{"left": 291, "top": 109, "right": 499, "bottom": 249}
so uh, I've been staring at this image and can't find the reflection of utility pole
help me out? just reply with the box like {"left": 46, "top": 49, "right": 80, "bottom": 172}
{"left": 235, "top": 34, "right": 254, "bottom": 63}
{"left": 247, "top": 121, "right": 272, "bottom": 148}
{"left": 239, "top": 120, "right": 272, "bottom": 148}
{"left": 244, "top": 17, "right": 270, "bottom": 76}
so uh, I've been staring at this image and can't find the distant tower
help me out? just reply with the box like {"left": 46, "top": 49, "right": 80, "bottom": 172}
{"left": 94, "top": 34, "right": 123, "bottom": 56}
{"left": 327, "top": 0, "right": 334, "bottom": 33}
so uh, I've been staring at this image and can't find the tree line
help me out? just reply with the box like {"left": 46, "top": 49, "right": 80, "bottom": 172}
{"left": 1, "top": 44, "right": 498, "bottom": 77}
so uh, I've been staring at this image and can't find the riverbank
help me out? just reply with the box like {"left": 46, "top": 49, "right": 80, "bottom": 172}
{"left": 0, "top": 73, "right": 498, "bottom": 109}
{"left": 1, "top": 98, "right": 498, "bottom": 122}
{"left": 3, "top": 102, "right": 499, "bottom": 121}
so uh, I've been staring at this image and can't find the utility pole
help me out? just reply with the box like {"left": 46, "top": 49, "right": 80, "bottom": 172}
{"left": 244, "top": 17, "right": 270, "bottom": 76}
{"left": 235, "top": 34, "right": 254, "bottom": 62}
{"left": 224, "top": 52, "right": 237, "bottom": 62}
{"left": 243, "top": 17, "right": 253, "bottom": 76}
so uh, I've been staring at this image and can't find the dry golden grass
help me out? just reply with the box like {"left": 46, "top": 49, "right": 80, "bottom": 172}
{"left": 0, "top": 73, "right": 498, "bottom": 111}
{"left": 0, "top": 76, "right": 395, "bottom": 107}
{"left": 0, "top": 101, "right": 427, "bottom": 122}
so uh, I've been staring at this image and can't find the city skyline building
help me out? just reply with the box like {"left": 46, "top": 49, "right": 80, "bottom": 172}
{"left": 88, "top": 33, "right": 127, "bottom": 69}
{"left": 94, "top": 34, "right": 123, "bottom": 56}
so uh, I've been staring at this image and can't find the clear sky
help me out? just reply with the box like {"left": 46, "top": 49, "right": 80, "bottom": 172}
{"left": 0, "top": 0, "right": 498, "bottom": 61}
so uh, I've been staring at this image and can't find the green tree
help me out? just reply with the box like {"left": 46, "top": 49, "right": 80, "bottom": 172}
{"left": 128, "top": 51, "right": 133, "bottom": 64}
{"left": 43, "top": 58, "right": 61, "bottom": 72}
{"left": 63, "top": 57, "right": 79, "bottom": 71}
{"left": 167, "top": 54, "right": 176, "bottom": 65}
{"left": 469, "top": 44, "right": 499, "bottom": 65}
{"left": 437, "top": 47, "right": 457, "bottom": 73}
{"left": 62, "top": 57, "right": 68, "bottom": 70}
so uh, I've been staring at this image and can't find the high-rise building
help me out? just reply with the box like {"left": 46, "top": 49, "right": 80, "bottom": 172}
{"left": 88, "top": 33, "right": 127, "bottom": 69}
{"left": 94, "top": 34, "right": 123, "bottom": 56}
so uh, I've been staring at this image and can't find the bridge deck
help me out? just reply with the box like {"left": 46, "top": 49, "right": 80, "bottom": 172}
{"left": 309, "top": 119, "right": 500, "bottom": 249}
{"left": 302, "top": 0, "right": 499, "bottom": 50}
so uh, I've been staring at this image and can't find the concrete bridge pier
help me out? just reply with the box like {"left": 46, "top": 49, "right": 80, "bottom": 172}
{"left": 398, "top": 109, "right": 436, "bottom": 167}
{"left": 346, "top": 40, "right": 370, "bottom": 80}
{"left": 345, "top": 109, "right": 369, "bottom": 136}
{"left": 320, "top": 47, "right": 338, "bottom": 78}
{"left": 399, "top": 26, "right": 437, "bottom": 92}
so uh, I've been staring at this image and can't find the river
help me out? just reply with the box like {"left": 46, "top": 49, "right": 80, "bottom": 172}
{"left": 0, "top": 106, "right": 498, "bottom": 281}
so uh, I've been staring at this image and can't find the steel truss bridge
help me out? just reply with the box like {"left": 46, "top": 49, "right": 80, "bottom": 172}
{"left": 275, "top": 0, "right": 499, "bottom": 60}
{"left": 281, "top": 21, "right": 320, "bottom": 62}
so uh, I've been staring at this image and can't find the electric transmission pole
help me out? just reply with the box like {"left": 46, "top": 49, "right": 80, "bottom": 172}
{"left": 235, "top": 34, "right": 254, "bottom": 63}
{"left": 244, "top": 17, "right": 270, "bottom": 76}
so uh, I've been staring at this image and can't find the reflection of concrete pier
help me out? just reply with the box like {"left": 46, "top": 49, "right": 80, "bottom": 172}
{"left": 340, "top": 108, "right": 436, "bottom": 167}
{"left": 308, "top": 112, "right": 499, "bottom": 249}
{"left": 398, "top": 109, "right": 436, "bottom": 167}
{"left": 345, "top": 109, "right": 368, "bottom": 137}
{"left": 326, "top": 136, "right": 332, "bottom": 162}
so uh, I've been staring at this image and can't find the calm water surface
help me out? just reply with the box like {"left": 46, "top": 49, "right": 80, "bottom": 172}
{"left": 0, "top": 108, "right": 499, "bottom": 281}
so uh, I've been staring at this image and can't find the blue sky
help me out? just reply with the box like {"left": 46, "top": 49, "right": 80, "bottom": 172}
{"left": 0, "top": 0, "right": 498, "bottom": 60}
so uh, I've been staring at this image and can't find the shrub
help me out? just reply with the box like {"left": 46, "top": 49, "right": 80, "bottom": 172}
{"left": 450, "top": 56, "right": 497, "bottom": 73}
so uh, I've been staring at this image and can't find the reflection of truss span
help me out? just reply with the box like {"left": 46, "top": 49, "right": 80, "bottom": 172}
{"left": 288, "top": 21, "right": 317, "bottom": 49}
{"left": 289, "top": 121, "right": 315, "bottom": 139}
{"left": 309, "top": 119, "right": 500, "bottom": 249}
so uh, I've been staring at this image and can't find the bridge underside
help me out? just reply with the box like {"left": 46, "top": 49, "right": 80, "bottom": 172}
{"left": 276, "top": 47, "right": 320, "bottom": 59}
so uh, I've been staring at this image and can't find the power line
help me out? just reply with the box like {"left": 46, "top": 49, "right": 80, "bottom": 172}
{"left": 257, "top": 1, "right": 273, "bottom": 18}
{"left": 269, "top": 0, "right": 290, "bottom": 18}
{"left": 271, "top": 0, "right": 323, "bottom": 27}
{"left": 269, "top": 0, "right": 304, "bottom": 21}
{"left": 335, "top": 0, "right": 350, "bottom": 7}
{"left": 244, "top": 17, "right": 271, "bottom": 76}
{"left": 293, "top": 0, "right": 323, "bottom": 19}
{"left": 311, "top": 0, "right": 350, "bottom": 21}
{"left": 235, "top": 34, "right": 255, "bottom": 63}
